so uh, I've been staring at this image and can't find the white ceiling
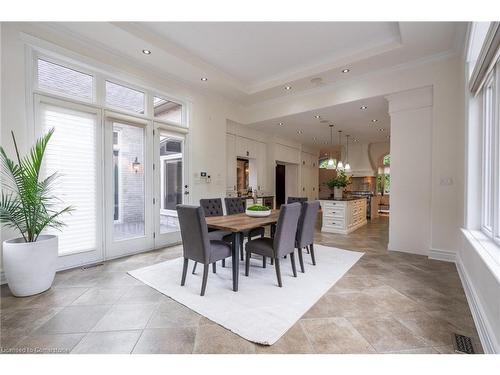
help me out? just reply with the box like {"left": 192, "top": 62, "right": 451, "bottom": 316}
{"left": 140, "top": 22, "right": 400, "bottom": 88}
{"left": 52, "top": 22, "right": 466, "bottom": 105}
{"left": 247, "top": 95, "right": 391, "bottom": 147}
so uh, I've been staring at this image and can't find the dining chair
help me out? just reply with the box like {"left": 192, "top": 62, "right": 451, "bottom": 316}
{"left": 244, "top": 203, "right": 302, "bottom": 287}
{"left": 192, "top": 198, "right": 232, "bottom": 273}
{"left": 287, "top": 196, "right": 307, "bottom": 204}
{"left": 295, "top": 201, "right": 320, "bottom": 272}
{"left": 177, "top": 205, "right": 232, "bottom": 296}
{"left": 224, "top": 197, "right": 265, "bottom": 262}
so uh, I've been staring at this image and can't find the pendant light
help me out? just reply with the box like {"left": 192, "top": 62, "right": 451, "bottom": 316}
{"left": 344, "top": 134, "right": 351, "bottom": 171}
{"left": 337, "top": 130, "right": 344, "bottom": 171}
{"left": 326, "top": 124, "right": 337, "bottom": 169}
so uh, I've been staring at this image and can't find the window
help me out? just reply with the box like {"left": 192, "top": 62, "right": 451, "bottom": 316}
{"left": 40, "top": 103, "right": 98, "bottom": 255}
{"left": 105, "top": 81, "right": 145, "bottom": 114}
{"left": 154, "top": 96, "right": 183, "bottom": 125}
{"left": 37, "top": 59, "right": 94, "bottom": 101}
{"left": 377, "top": 154, "right": 391, "bottom": 195}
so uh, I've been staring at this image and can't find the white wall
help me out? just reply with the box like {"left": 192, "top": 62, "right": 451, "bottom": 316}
{"left": 386, "top": 87, "right": 433, "bottom": 255}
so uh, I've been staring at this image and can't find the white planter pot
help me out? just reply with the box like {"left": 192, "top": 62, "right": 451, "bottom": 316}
{"left": 245, "top": 209, "right": 271, "bottom": 217}
{"left": 333, "top": 187, "right": 343, "bottom": 200}
{"left": 3, "top": 235, "right": 58, "bottom": 297}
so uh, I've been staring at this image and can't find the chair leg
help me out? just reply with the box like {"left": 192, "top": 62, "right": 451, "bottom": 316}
{"left": 240, "top": 235, "right": 244, "bottom": 261}
{"left": 297, "top": 247, "right": 305, "bottom": 273}
{"left": 310, "top": 244, "right": 316, "bottom": 265}
{"left": 306, "top": 247, "right": 310, "bottom": 254}
{"left": 181, "top": 258, "right": 189, "bottom": 286}
{"left": 263, "top": 256, "right": 267, "bottom": 268}
{"left": 245, "top": 250, "right": 251, "bottom": 276}
{"left": 192, "top": 261, "right": 198, "bottom": 274}
{"left": 201, "top": 264, "right": 209, "bottom": 296}
{"left": 274, "top": 258, "right": 282, "bottom": 287}
{"left": 270, "top": 258, "right": 274, "bottom": 265}
{"left": 290, "top": 252, "right": 297, "bottom": 277}
{"left": 212, "top": 262, "right": 216, "bottom": 274}
{"left": 222, "top": 259, "right": 225, "bottom": 268}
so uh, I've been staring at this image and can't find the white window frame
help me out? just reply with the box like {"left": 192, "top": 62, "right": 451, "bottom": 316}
{"left": 479, "top": 60, "right": 500, "bottom": 247}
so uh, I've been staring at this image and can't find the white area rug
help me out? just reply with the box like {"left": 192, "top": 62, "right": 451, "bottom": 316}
{"left": 128, "top": 245, "right": 363, "bottom": 345}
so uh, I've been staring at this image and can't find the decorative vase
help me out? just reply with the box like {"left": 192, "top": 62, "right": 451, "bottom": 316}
{"left": 2, "top": 235, "right": 58, "bottom": 297}
{"left": 333, "top": 187, "right": 343, "bottom": 200}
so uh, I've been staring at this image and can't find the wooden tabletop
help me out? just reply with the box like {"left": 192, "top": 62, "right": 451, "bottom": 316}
{"left": 206, "top": 209, "right": 280, "bottom": 232}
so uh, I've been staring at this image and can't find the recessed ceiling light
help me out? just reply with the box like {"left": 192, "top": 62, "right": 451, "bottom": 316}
{"left": 278, "top": 122, "right": 284, "bottom": 126}
{"left": 297, "top": 130, "right": 303, "bottom": 134}
{"left": 378, "top": 128, "right": 385, "bottom": 131}
{"left": 371, "top": 119, "right": 378, "bottom": 123}
{"left": 200, "top": 77, "right": 208, "bottom": 81}
{"left": 314, "top": 115, "right": 321, "bottom": 119}
{"left": 360, "top": 106, "right": 368, "bottom": 110}
{"left": 142, "top": 49, "right": 151, "bottom": 55}
{"left": 386, "top": 135, "right": 391, "bottom": 139}
{"left": 285, "top": 86, "right": 292, "bottom": 90}
{"left": 353, "top": 138, "right": 359, "bottom": 142}
{"left": 342, "top": 68, "right": 350, "bottom": 73}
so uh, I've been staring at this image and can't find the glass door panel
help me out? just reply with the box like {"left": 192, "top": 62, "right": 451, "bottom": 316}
{"left": 36, "top": 96, "right": 103, "bottom": 269}
{"left": 106, "top": 118, "right": 153, "bottom": 258}
{"left": 155, "top": 128, "right": 187, "bottom": 247}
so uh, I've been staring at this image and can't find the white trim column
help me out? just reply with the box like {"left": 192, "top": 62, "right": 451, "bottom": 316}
{"left": 386, "top": 86, "right": 433, "bottom": 256}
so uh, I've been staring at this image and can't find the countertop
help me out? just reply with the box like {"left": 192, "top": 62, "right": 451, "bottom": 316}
{"left": 320, "top": 197, "right": 365, "bottom": 201}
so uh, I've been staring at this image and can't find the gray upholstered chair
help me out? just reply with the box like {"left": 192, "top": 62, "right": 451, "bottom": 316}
{"left": 177, "top": 205, "right": 232, "bottom": 296}
{"left": 295, "top": 201, "right": 320, "bottom": 272}
{"left": 287, "top": 196, "right": 307, "bottom": 204}
{"left": 192, "top": 198, "right": 232, "bottom": 273}
{"left": 224, "top": 197, "right": 265, "bottom": 261}
{"left": 244, "top": 203, "right": 302, "bottom": 287}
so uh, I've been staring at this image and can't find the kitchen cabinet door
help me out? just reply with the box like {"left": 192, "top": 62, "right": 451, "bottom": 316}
{"left": 256, "top": 141, "right": 267, "bottom": 192}
{"left": 226, "top": 134, "right": 237, "bottom": 191}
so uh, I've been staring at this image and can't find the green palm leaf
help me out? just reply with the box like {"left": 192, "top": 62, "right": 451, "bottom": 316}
{"left": 0, "top": 129, "right": 73, "bottom": 242}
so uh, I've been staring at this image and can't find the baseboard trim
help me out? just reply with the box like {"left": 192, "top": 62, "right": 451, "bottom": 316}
{"left": 456, "top": 253, "right": 499, "bottom": 354}
{"left": 428, "top": 248, "right": 456, "bottom": 262}
{"left": 0, "top": 271, "right": 5, "bottom": 285}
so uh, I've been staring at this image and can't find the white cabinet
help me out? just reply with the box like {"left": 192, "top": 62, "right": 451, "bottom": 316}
{"left": 320, "top": 199, "right": 367, "bottom": 234}
{"left": 226, "top": 134, "right": 236, "bottom": 192}
{"left": 301, "top": 151, "right": 319, "bottom": 200}
{"left": 256, "top": 141, "right": 267, "bottom": 192}
{"left": 236, "top": 136, "right": 258, "bottom": 158}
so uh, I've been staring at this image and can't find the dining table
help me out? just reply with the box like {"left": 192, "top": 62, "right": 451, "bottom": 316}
{"left": 206, "top": 209, "right": 280, "bottom": 292}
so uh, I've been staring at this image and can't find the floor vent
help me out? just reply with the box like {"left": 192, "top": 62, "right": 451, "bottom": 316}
{"left": 453, "top": 333, "right": 475, "bottom": 354}
{"left": 81, "top": 263, "right": 104, "bottom": 270}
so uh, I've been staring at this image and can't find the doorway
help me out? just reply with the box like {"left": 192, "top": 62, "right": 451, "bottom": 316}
{"left": 275, "top": 164, "right": 286, "bottom": 207}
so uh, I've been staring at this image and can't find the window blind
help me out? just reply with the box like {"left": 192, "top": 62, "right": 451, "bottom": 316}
{"left": 40, "top": 103, "right": 98, "bottom": 255}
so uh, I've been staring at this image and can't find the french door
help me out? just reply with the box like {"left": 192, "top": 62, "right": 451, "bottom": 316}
{"left": 104, "top": 114, "right": 154, "bottom": 259}
{"left": 153, "top": 126, "right": 188, "bottom": 248}
{"left": 35, "top": 95, "right": 104, "bottom": 269}
{"left": 36, "top": 95, "right": 187, "bottom": 268}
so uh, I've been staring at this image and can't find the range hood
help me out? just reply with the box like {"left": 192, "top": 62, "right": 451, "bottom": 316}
{"left": 344, "top": 143, "right": 376, "bottom": 177}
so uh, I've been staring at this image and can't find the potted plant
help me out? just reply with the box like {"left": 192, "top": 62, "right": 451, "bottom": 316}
{"left": 326, "top": 170, "right": 350, "bottom": 199}
{"left": 0, "top": 129, "right": 72, "bottom": 297}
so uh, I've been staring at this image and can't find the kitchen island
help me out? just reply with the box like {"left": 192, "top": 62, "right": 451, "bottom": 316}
{"left": 320, "top": 198, "right": 367, "bottom": 234}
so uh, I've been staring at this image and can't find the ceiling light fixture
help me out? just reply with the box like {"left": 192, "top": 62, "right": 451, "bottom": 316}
{"left": 327, "top": 124, "right": 337, "bottom": 170}
{"left": 360, "top": 106, "right": 368, "bottom": 110}
{"left": 278, "top": 122, "right": 284, "bottom": 126}
{"left": 378, "top": 128, "right": 385, "bottom": 131}
{"left": 297, "top": 130, "right": 303, "bottom": 134}
{"left": 344, "top": 135, "right": 351, "bottom": 172}
{"left": 200, "top": 77, "right": 208, "bottom": 81}
{"left": 371, "top": 119, "right": 378, "bottom": 123}
{"left": 337, "top": 130, "right": 344, "bottom": 171}
{"left": 314, "top": 115, "right": 321, "bottom": 119}
{"left": 285, "top": 86, "right": 292, "bottom": 90}
{"left": 142, "top": 49, "right": 151, "bottom": 55}
{"left": 342, "top": 69, "right": 350, "bottom": 73}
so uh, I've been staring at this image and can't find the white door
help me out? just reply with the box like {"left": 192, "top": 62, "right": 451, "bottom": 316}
{"left": 35, "top": 95, "right": 104, "bottom": 269}
{"left": 154, "top": 127, "right": 188, "bottom": 248}
{"left": 104, "top": 115, "right": 154, "bottom": 259}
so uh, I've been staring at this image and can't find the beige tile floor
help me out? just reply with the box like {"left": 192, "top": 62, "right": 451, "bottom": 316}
{"left": 0, "top": 217, "right": 482, "bottom": 354}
